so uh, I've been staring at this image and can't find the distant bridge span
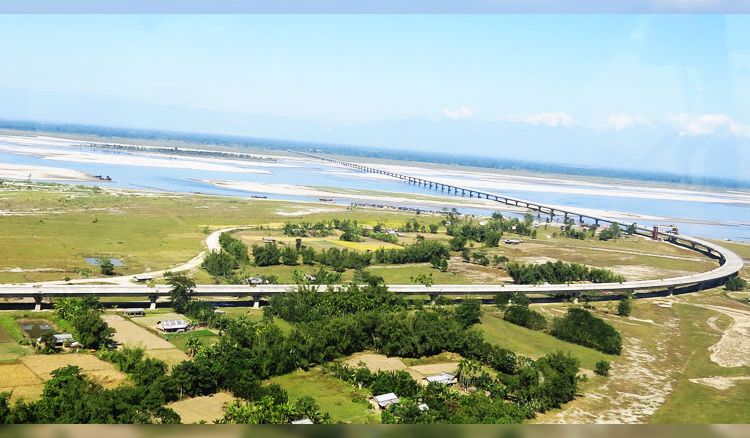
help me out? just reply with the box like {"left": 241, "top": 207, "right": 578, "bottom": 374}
{"left": 0, "top": 153, "right": 743, "bottom": 310}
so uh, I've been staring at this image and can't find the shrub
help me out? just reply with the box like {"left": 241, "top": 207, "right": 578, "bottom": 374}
{"left": 617, "top": 296, "right": 633, "bottom": 317}
{"left": 503, "top": 305, "right": 547, "bottom": 330}
{"left": 551, "top": 308, "right": 622, "bottom": 355}
{"left": 594, "top": 360, "right": 611, "bottom": 377}
{"left": 725, "top": 277, "right": 747, "bottom": 291}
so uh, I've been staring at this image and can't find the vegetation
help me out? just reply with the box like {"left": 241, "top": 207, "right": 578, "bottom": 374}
{"left": 551, "top": 308, "right": 622, "bottom": 355}
{"left": 506, "top": 261, "right": 625, "bottom": 285}
{"left": 53, "top": 297, "right": 113, "bottom": 350}
{"left": 503, "top": 305, "right": 548, "bottom": 331}
{"left": 617, "top": 296, "right": 633, "bottom": 317}
{"left": 99, "top": 258, "right": 115, "bottom": 276}
{"left": 725, "top": 276, "right": 747, "bottom": 291}
{"left": 166, "top": 273, "right": 196, "bottom": 314}
{"left": 594, "top": 360, "right": 611, "bottom": 377}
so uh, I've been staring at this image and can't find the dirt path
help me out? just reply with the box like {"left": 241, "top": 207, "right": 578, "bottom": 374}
{"left": 540, "top": 311, "right": 680, "bottom": 424}
{"left": 681, "top": 303, "right": 750, "bottom": 368}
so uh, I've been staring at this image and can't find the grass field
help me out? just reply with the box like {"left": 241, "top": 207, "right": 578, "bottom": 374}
{"left": 267, "top": 368, "right": 378, "bottom": 424}
{"left": 164, "top": 329, "right": 220, "bottom": 352}
{"left": 478, "top": 308, "right": 613, "bottom": 370}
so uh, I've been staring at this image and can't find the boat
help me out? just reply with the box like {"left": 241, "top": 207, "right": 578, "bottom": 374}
{"left": 251, "top": 195, "right": 268, "bottom": 199}
{"left": 319, "top": 197, "right": 334, "bottom": 202}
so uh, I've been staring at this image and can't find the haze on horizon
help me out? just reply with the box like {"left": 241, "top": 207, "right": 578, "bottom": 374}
{"left": 1, "top": 14, "right": 749, "bottom": 180}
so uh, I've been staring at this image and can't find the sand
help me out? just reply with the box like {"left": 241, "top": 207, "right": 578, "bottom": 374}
{"left": 0, "top": 162, "right": 96, "bottom": 181}
{"left": 689, "top": 376, "right": 750, "bottom": 390}
{"left": 167, "top": 392, "right": 236, "bottom": 423}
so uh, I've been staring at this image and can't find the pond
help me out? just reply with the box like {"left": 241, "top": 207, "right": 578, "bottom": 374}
{"left": 84, "top": 257, "right": 125, "bottom": 266}
{"left": 18, "top": 320, "right": 55, "bottom": 338}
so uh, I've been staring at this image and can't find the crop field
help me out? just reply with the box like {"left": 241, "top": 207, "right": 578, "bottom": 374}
{"left": 267, "top": 368, "right": 378, "bottom": 424}
{"left": 167, "top": 392, "right": 236, "bottom": 424}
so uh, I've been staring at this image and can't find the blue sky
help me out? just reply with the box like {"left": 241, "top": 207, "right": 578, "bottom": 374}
{"left": 1, "top": 14, "right": 749, "bottom": 178}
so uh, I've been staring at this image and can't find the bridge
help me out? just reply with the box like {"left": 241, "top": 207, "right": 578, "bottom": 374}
{"left": 0, "top": 153, "right": 743, "bottom": 310}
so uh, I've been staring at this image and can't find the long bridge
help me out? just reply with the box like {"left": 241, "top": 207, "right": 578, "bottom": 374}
{"left": 0, "top": 153, "right": 743, "bottom": 310}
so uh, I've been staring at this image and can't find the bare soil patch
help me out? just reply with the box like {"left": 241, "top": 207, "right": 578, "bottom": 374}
{"left": 144, "top": 348, "right": 189, "bottom": 368}
{"left": 104, "top": 314, "right": 175, "bottom": 349}
{"left": 686, "top": 304, "right": 750, "bottom": 368}
{"left": 689, "top": 376, "right": 750, "bottom": 391}
{"left": 345, "top": 353, "right": 406, "bottom": 372}
{"left": 167, "top": 391, "right": 236, "bottom": 423}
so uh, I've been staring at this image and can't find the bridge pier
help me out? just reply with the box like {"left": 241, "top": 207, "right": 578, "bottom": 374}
{"left": 148, "top": 295, "right": 158, "bottom": 310}
{"left": 253, "top": 294, "right": 261, "bottom": 309}
{"left": 33, "top": 295, "right": 43, "bottom": 312}
{"left": 429, "top": 294, "right": 438, "bottom": 306}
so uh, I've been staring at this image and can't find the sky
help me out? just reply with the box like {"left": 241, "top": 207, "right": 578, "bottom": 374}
{"left": 1, "top": 14, "right": 749, "bottom": 179}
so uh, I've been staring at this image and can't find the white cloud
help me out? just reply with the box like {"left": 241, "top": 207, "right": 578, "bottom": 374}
{"left": 668, "top": 113, "right": 750, "bottom": 137}
{"left": 607, "top": 114, "right": 648, "bottom": 130}
{"left": 503, "top": 112, "right": 573, "bottom": 127}
{"left": 442, "top": 106, "right": 474, "bottom": 120}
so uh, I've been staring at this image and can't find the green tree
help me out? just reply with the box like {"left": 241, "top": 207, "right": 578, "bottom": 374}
{"left": 617, "top": 296, "right": 633, "bottom": 317}
{"left": 99, "top": 258, "right": 115, "bottom": 276}
{"left": 411, "top": 272, "right": 434, "bottom": 287}
{"left": 455, "top": 300, "right": 481, "bottom": 328}
{"left": 725, "top": 276, "right": 747, "bottom": 291}
{"left": 280, "top": 246, "right": 299, "bottom": 265}
{"left": 594, "top": 360, "right": 611, "bottom": 376}
{"left": 202, "top": 250, "right": 235, "bottom": 277}
{"left": 167, "top": 274, "right": 195, "bottom": 314}
{"left": 184, "top": 335, "right": 205, "bottom": 358}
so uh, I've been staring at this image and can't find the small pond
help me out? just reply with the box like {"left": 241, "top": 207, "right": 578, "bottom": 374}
{"left": 18, "top": 320, "right": 55, "bottom": 338}
{"left": 84, "top": 257, "right": 125, "bottom": 266}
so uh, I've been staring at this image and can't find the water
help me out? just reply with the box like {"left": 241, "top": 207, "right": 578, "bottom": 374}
{"left": 84, "top": 257, "right": 125, "bottom": 266}
{"left": 1, "top": 139, "right": 749, "bottom": 242}
{"left": 18, "top": 320, "right": 54, "bottom": 338}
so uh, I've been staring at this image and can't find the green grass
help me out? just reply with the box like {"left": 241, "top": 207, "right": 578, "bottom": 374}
{"left": 478, "top": 308, "right": 613, "bottom": 370}
{"left": 222, "top": 308, "right": 294, "bottom": 334}
{"left": 650, "top": 302, "right": 750, "bottom": 423}
{"left": 0, "top": 315, "right": 25, "bottom": 342}
{"left": 163, "top": 329, "right": 220, "bottom": 352}
{"left": 267, "top": 368, "right": 378, "bottom": 424}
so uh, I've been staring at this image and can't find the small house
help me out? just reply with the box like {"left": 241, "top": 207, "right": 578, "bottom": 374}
{"left": 52, "top": 333, "right": 75, "bottom": 347}
{"left": 120, "top": 308, "right": 145, "bottom": 317}
{"left": 133, "top": 274, "right": 154, "bottom": 282}
{"left": 372, "top": 392, "right": 400, "bottom": 409}
{"left": 304, "top": 274, "right": 317, "bottom": 282}
{"left": 424, "top": 372, "right": 456, "bottom": 385}
{"left": 156, "top": 320, "right": 190, "bottom": 333}
{"left": 262, "top": 237, "right": 276, "bottom": 243}
{"left": 503, "top": 239, "right": 523, "bottom": 245}
{"left": 290, "top": 418, "right": 314, "bottom": 425}
{"left": 418, "top": 403, "right": 429, "bottom": 412}
{"left": 248, "top": 276, "right": 265, "bottom": 285}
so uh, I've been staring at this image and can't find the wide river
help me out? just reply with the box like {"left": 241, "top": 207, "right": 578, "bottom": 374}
{"left": 1, "top": 135, "right": 749, "bottom": 242}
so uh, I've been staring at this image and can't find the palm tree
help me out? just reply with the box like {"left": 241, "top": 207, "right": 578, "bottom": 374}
{"left": 456, "top": 358, "right": 481, "bottom": 391}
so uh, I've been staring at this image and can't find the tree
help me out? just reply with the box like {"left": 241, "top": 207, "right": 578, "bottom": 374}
{"left": 184, "top": 335, "right": 205, "bottom": 358}
{"left": 455, "top": 300, "right": 481, "bottom": 328}
{"left": 594, "top": 360, "right": 611, "bottom": 377}
{"left": 252, "top": 243, "right": 282, "bottom": 266}
{"left": 429, "top": 223, "right": 439, "bottom": 234}
{"left": 510, "top": 291, "right": 530, "bottom": 307}
{"left": 411, "top": 273, "right": 434, "bottom": 287}
{"left": 280, "top": 246, "right": 299, "bottom": 265}
{"left": 167, "top": 274, "right": 195, "bottom": 314}
{"left": 493, "top": 293, "right": 511, "bottom": 310}
{"left": 725, "top": 276, "right": 747, "bottom": 291}
{"left": 202, "top": 250, "right": 235, "bottom": 277}
{"left": 617, "top": 296, "right": 633, "bottom": 317}
{"left": 99, "top": 258, "right": 115, "bottom": 276}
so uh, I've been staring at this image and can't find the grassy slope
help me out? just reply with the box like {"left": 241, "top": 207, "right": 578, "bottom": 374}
{"left": 650, "top": 300, "right": 750, "bottom": 423}
{"left": 267, "top": 368, "right": 377, "bottom": 424}
{"left": 478, "top": 309, "right": 612, "bottom": 370}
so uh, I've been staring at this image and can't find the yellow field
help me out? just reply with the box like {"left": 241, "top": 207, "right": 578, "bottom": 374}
{"left": 167, "top": 391, "right": 236, "bottom": 424}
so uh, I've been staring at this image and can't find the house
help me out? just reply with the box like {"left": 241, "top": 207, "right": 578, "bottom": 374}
{"left": 503, "top": 239, "right": 523, "bottom": 245}
{"left": 304, "top": 274, "right": 317, "bottom": 282}
{"left": 52, "top": 333, "right": 75, "bottom": 347}
{"left": 372, "top": 393, "right": 400, "bottom": 409}
{"left": 424, "top": 372, "right": 456, "bottom": 385}
{"left": 120, "top": 308, "right": 145, "bottom": 317}
{"left": 133, "top": 274, "right": 154, "bottom": 282}
{"left": 248, "top": 276, "right": 265, "bottom": 285}
{"left": 418, "top": 403, "right": 429, "bottom": 412}
{"left": 214, "top": 309, "right": 226, "bottom": 314}
{"left": 156, "top": 320, "right": 190, "bottom": 333}
{"left": 290, "top": 418, "right": 314, "bottom": 425}
{"left": 262, "top": 237, "right": 276, "bottom": 243}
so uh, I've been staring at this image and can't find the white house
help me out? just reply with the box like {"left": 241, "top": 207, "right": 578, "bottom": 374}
{"left": 156, "top": 320, "right": 190, "bottom": 333}
{"left": 424, "top": 372, "right": 456, "bottom": 385}
{"left": 372, "top": 393, "right": 400, "bottom": 409}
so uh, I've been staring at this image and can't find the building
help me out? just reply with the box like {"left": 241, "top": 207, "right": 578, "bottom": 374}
{"left": 262, "top": 237, "right": 276, "bottom": 243}
{"left": 52, "top": 333, "right": 75, "bottom": 347}
{"left": 133, "top": 274, "right": 154, "bottom": 282}
{"left": 156, "top": 320, "right": 190, "bottom": 333}
{"left": 248, "top": 276, "right": 265, "bottom": 285}
{"left": 304, "top": 274, "right": 317, "bottom": 282}
{"left": 290, "top": 418, "right": 314, "bottom": 425}
{"left": 372, "top": 393, "right": 400, "bottom": 409}
{"left": 418, "top": 403, "right": 429, "bottom": 412}
{"left": 120, "top": 308, "right": 145, "bottom": 317}
{"left": 503, "top": 239, "right": 523, "bottom": 245}
{"left": 424, "top": 372, "right": 456, "bottom": 385}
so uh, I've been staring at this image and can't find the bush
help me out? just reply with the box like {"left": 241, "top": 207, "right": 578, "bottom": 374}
{"left": 455, "top": 300, "right": 481, "bottom": 328}
{"left": 503, "top": 305, "right": 547, "bottom": 330}
{"left": 99, "top": 258, "right": 115, "bottom": 276}
{"left": 551, "top": 308, "right": 622, "bottom": 355}
{"left": 594, "top": 360, "right": 611, "bottom": 377}
{"left": 252, "top": 243, "right": 282, "bottom": 266}
{"left": 725, "top": 277, "right": 747, "bottom": 291}
{"left": 202, "top": 250, "right": 236, "bottom": 277}
{"left": 617, "top": 296, "right": 632, "bottom": 317}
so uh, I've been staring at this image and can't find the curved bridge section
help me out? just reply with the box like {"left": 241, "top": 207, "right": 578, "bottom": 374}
{"left": 0, "top": 153, "right": 743, "bottom": 309}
